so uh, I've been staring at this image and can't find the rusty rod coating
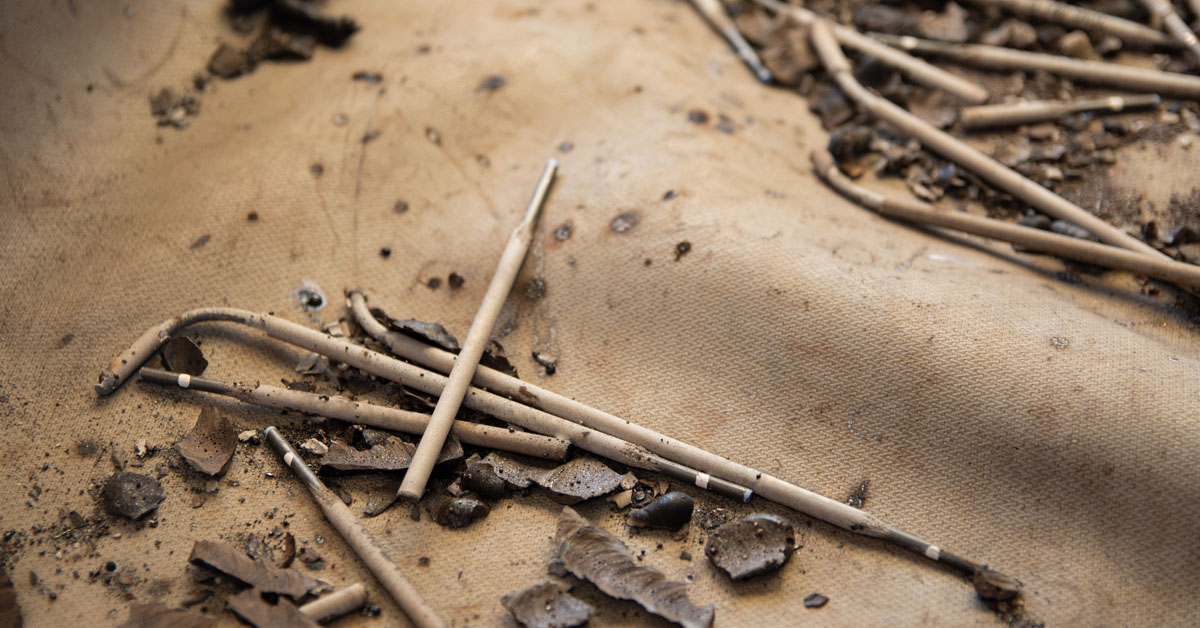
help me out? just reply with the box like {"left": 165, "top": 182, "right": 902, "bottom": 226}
{"left": 811, "top": 22, "right": 1164, "bottom": 257}
{"left": 264, "top": 427, "right": 445, "bottom": 628}
{"left": 399, "top": 158, "right": 557, "bottom": 500}
{"left": 812, "top": 151, "right": 1200, "bottom": 288}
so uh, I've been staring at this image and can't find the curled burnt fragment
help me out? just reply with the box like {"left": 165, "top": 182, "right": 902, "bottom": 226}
{"left": 176, "top": 407, "right": 237, "bottom": 476}
{"left": 483, "top": 453, "right": 624, "bottom": 504}
{"left": 554, "top": 507, "right": 714, "bottom": 628}
{"left": 188, "top": 540, "right": 321, "bottom": 598}
{"left": 160, "top": 337, "right": 208, "bottom": 376}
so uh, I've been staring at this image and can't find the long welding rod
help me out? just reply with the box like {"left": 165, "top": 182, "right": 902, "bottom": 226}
{"left": 398, "top": 158, "right": 557, "bottom": 500}
{"left": 263, "top": 427, "right": 446, "bottom": 628}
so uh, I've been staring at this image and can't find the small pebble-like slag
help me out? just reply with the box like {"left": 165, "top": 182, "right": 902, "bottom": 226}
{"left": 626, "top": 492, "right": 694, "bottom": 529}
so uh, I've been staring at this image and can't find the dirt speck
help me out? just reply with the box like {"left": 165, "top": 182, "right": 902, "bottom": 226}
{"left": 674, "top": 241, "right": 692, "bottom": 261}
{"left": 448, "top": 272, "right": 464, "bottom": 289}
{"left": 687, "top": 109, "right": 709, "bottom": 124}
{"left": 190, "top": 234, "right": 211, "bottom": 249}
{"left": 360, "top": 129, "right": 381, "bottom": 144}
{"left": 803, "top": 593, "right": 828, "bottom": 609}
{"left": 352, "top": 70, "right": 382, "bottom": 83}
{"left": 478, "top": 75, "right": 507, "bottom": 91}
{"left": 427, "top": 277, "right": 442, "bottom": 290}
{"left": 425, "top": 127, "right": 441, "bottom": 145}
{"left": 310, "top": 163, "right": 324, "bottom": 177}
{"left": 845, "top": 479, "right": 869, "bottom": 509}
{"left": 554, "top": 221, "right": 573, "bottom": 241}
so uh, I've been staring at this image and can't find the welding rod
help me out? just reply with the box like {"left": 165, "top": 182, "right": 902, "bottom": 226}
{"left": 263, "top": 426, "right": 446, "bottom": 628}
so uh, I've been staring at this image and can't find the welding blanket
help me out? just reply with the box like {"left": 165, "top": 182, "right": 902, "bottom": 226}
{"left": 1, "top": 0, "right": 1198, "bottom": 626}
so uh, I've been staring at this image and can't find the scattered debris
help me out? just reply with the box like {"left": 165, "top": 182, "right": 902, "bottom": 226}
{"left": 705, "top": 514, "right": 796, "bottom": 580}
{"left": 524, "top": 277, "right": 547, "bottom": 301}
{"left": 610, "top": 212, "right": 639, "bottom": 233}
{"left": 532, "top": 351, "right": 557, "bottom": 376}
{"left": 427, "top": 493, "right": 490, "bottom": 528}
{"left": 554, "top": 507, "right": 714, "bottom": 628}
{"left": 149, "top": 87, "right": 200, "bottom": 129}
{"left": 375, "top": 314, "right": 460, "bottom": 352}
{"left": 483, "top": 453, "right": 625, "bottom": 504}
{"left": 300, "top": 438, "right": 328, "bottom": 456}
{"left": 478, "top": 75, "right": 507, "bottom": 91}
{"left": 692, "top": 503, "right": 733, "bottom": 530}
{"left": 319, "top": 435, "right": 461, "bottom": 472}
{"left": 102, "top": 472, "right": 165, "bottom": 520}
{"left": 363, "top": 477, "right": 403, "bottom": 517}
{"left": 227, "top": 588, "right": 321, "bottom": 628}
{"left": 626, "top": 492, "right": 694, "bottom": 529}
{"left": 295, "top": 281, "right": 326, "bottom": 311}
{"left": 501, "top": 581, "right": 594, "bottom": 628}
{"left": 352, "top": 71, "right": 382, "bottom": 83}
{"left": 297, "top": 547, "right": 325, "bottom": 571}
{"left": 803, "top": 593, "right": 828, "bottom": 609}
{"left": 176, "top": 407, "right": 237, "bottom": 476}
{"left": 973, "top": 569, "right": 1022, "bottom": 601}
{"left": 294, "top": 353, "right": 329, "bottom": 375}
{"left": 117, "top": 603, "right": 214, "bottom": 628}
{"left": 189, "top": 540, "right": 321, "bottom": 598}
{"left": 846, "top": 480, "right": 869, "bottom": 509}
{"left": 554, "top": 221, "right": 573, "bottom": 241}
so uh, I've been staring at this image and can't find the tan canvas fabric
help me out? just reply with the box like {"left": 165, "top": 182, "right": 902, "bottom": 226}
{"left": 2, "top": 0, "right": 1199, "bottom": 626}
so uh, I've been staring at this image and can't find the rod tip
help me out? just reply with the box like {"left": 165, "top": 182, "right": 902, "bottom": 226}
{"left": 973, "top": 568, "right": 1021, "bottom": 602}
